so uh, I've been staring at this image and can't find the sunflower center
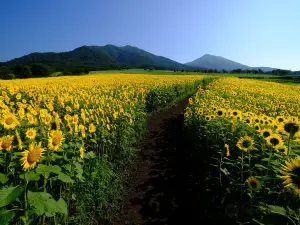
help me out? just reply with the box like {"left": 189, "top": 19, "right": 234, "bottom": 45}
{"left": 250, "top": 181, "right": 257, "bottom": 189}
{"left": 284, "top": 123, "right": 300, "bottom": 135}
{"left": 5, "top": 117, "right": 14, "bottom": 125}
{"left": 233, "top": 112, "right": 238, "bottom": 116}
{"left": 52, "top": 135, "right": 62, "bottom": 146}
{"left": 242, "top": 140, "right": 251, "bottom": 148}
{"left": 278, "top": 118, "right": 284, "bottom": 122}
{"left": 217, "top": 111, "right": 223, "bottom": 116}
{"left": 28, "top": 131, "right": 33, "bottom": 136}
{"left": 292, "top": 167, "right": 300, "bottom": 187}
{"left": 270, "top": 138, "right": 280, "bottom": 146}
{"left": 27, "top": 149, "right": 41, "bottom": 164}
{"left": 2, "top": 141, "right": 11, "bottom": 149}
{"left": 263, "top": 131, "right": 271, "bottom": 138}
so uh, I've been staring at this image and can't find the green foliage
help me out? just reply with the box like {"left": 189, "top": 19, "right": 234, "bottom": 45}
{"left": 13, "top": 65, "right": 32, "bottom": 78}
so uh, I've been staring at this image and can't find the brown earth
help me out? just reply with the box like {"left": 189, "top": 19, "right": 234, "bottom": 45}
{"left": 114, "top": 97, "right": 222, "bottom": 225}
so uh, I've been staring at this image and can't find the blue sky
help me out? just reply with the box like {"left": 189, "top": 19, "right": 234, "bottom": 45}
{"left": 1, "top": 0, "right": 299, "bottom": 70}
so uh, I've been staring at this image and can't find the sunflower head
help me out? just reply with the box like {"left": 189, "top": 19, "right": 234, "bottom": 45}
{"left": 26, "top": 128, "right": 37, "bottom": 140}
{"left": 2, "top": 113, "right": 19, "bottom": 129}
{"left": 224, "top": 144, "right": 230, "bottom": 157}
{"left": 20, "top": 142, "right": 45, "bottom": 171}
{"left": 266, "top": 134, "right": 283, "bottom": 149}
{"left": 48, "top": 130, "right": 64, "bottom": 151}
{"left": 89, "top": 123, "right": 96, "bottom": 133}
{"left": 280, "top": 156, "right": 300, "bottom": 196}
{"left": 236, "top": 136, "right": 255, "bottom": 152}
{"left": 260, "top": 129, "right": 272, "bottom": 138}
{"left": 79, "top": 146, "right": 84, "bottom": 159}
{"left": 280, "top": 119, "right": 300, "bottom": 137}
{"left": 0, "top": 135, "right": 14, "bottom": 151}
{"left": 277, "top": 145, "right": 288, "bottom": 155}
{"left": 246, "top": 176, "right": 261, "bottom": 191}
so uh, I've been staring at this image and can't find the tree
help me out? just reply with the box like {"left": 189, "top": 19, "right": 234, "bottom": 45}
{"left": 31, "top": 64, "right": 50, "bottom": 77}
{"left": 13, "top": 65, "right": 32, "bottom": 78}
{"left": 0, "top": 66, "right": 11, "bottom": 79}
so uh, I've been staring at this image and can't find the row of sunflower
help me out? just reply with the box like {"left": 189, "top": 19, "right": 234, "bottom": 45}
{"left": 185, "top": 77, "right": 300, "bottom": 224}
{"left": 0, "top": 74, "right": 205, "bottom": 224}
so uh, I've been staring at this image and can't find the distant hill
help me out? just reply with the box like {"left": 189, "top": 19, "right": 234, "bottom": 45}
{"left": 4, "top": 45, "right": 191, "bottom": 71}
{"left": 185, "top": 54, "right": 276, "bottom": 72}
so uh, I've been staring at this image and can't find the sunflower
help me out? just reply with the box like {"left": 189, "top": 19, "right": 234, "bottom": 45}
{"left": 276, "top": 116, "right": 285, "bottom": 124}
{"left": 236, "top": 136, "right": 254, "bottom": 152}
{"left": 26, "top": 128, "right": 37, "bottom": 139}
{"left": 224, "top": 144, "right": 230, "bottom": 157}
{"left": 260, "top": 129, "right": 272, "bottom": 138}
{"left": 89, "top": 123, "right": 96, "bottom": 133}
{"left": 20, "top": 142, "right": 45, "bottom": 171}
{"left": 48, "top": 130, "right": 64, "bottom": 151}
{"left": 266, "top": 134, "right": 283, "bottom": 149}
{"left": 15, "top": 130, "right": 23, "bottom": 150}
{"left": 2, "top": 113, "right": 19, "bottom": 129}
{"left": 280, "top": 156, "right": 300, "bottom": 196}
{"left": 79, "top": 146, "right": 84, "bottom": 159}
{"left": 279, "top": 119, "right": 300, "bottom": 137}
{"left": 253, "top": 123, "right": 260, "bottom": 132}
{"left": 0, "top": 135, "right": 14, "bottom": 151}
{"left": 26, "top": 113, "right": 35, "bottom": 125}
{"left": 246, "top": 176, "right": 261, "bottom": 191}
{"left": 79, "top": 124, "right": 86, "bottom": 138}
{"left": 42, "top": 114, "right": 52, "bottom": 125}
{"left": 277, "top": 145, "right": 288, "bottom": 155}
{"left": 72, "top": 115, "right": 79, "bottom": 124}
{"left": 216, "top": 108, "right": 226, "bottom": 117}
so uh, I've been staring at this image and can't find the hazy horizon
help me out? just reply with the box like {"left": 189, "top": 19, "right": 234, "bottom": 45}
{"left": 1, "top": 0, "right": 300, "bottom": 70}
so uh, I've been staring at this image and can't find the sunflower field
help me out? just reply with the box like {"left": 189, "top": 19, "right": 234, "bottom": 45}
{"left": 185, "top": 77, "right": 300, "bottom": 224}
{"left": 0, "top": 74, "right": 206, "bottom": 225}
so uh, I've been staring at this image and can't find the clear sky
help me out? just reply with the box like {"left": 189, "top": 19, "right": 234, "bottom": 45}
{"left": 1, "top": 0, "right": 299, "bottom": 70}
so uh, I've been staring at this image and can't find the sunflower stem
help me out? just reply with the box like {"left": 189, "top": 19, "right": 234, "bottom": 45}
{"left": 241, "top": 151, "right": 244, "bottom": 201}
{"left": 24, "top": 181, "right": 28, "bottom": 224}
{"left": 287, "top": 134, "right": 292, "bottom": 157}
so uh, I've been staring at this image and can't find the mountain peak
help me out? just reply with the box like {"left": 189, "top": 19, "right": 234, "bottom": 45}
{"left": 186, "top": 54, "right": 276, "bottom": 72}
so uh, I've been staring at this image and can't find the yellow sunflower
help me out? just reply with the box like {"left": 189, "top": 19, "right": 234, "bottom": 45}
{"left": 277, "top": 145, "right": 288, "bottom": 155}
{"left": 15, "top": 130, "right": 23, "bottom": 150}
{"left": 279, "top": 119, "right": 300, "bottom": 137}
{"left": 0, "top": 135, "right": 14, "bottom": 151}
{"left": 280, "top": 156, "right": 300, "bottom": 196}
{"left": 266, "top": 134, "right": 283, "bottom": 149}
{"left": 89, "top": 123, "right": 96, "bottom": 133}
{"left": 260, "top": 129, "right": 272, "bottom": 138}
{"left": 224, "top": 144, "right": 230, "bottom": 157}
{"left": 2, "top": 113, "right": 19, "bottom": 129}
{"left": 236, "top": 136, "right": 255, "bottom": 152}
{"left": 72, "top": 115, "right": 79, "bottom": 124}
{"left": 26, "top": 128, "right": 37, "bottom": 139}
{"left": 216, "top": 108, "right": 226, "bottom": 117}
{"left": 20, "top": 142, "right": 45, "bottom": 171}
{"left": 246, "top": 176, "right": 261, "bottom": 191}
{"left": 48, "top": 130, "right": 64, "bottom": 151}
{"left": 79, "top": 146, "right": 85, "bottom": 159}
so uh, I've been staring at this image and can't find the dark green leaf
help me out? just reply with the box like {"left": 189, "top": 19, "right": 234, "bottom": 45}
{"left": 0, "top": 173, "right": 8, "bottom": 184}
{"left": 0, "top": 210, "right": 15, "bottom": 225}
{"left": 56, "top": 198, "right": 67, "bottom": 215}
{"left": 0, "top": 185, "right": 24, "bottom": 207}
{"left": 57, "top": 173, "right": 74, "bottom": 184}
{"left": 27, "top": 191, "right": 57, "bottom": 217}
{"left": 25, "top": 171, "right": 40, "bottom": 183}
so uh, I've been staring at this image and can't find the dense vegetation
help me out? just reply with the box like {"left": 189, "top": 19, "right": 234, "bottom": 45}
{"left": 185, "top": 78, "right": 300, "bottom": 224}
{"left": 0, "top": 74, "right": 206, "bottom": 225}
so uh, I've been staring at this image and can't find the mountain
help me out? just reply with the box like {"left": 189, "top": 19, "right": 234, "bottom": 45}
{"left": 5, "top": 45, "right": 190, "bottom": 71}
{"left": 185, "top": 54, "right": 276, "bottom": 72}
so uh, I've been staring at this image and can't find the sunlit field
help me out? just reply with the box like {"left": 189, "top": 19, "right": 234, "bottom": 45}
{"left": 0, "top": 74, "right": 206, "bottom": 224}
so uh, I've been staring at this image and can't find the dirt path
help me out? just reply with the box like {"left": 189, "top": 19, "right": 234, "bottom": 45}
{"left": 114, "top": 97, "right": 217, "bottom": 225}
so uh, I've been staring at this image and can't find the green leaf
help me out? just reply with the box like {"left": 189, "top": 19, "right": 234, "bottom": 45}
{"left": 268, "top": 205, "right": 287, "bottom": 216}
{"left": 56, "top": 198, "right": 67, "bottom": 215}
{"left": 85, "top": 151, "right": 96, "bottom": 159}
{"left": 74, "top": 162, "right": 84, "bottom": 182}
{"left": 57, "top": 173, "right": 74, "bottom": 184}
{"left": 0, "top": 158, "right": 5, "bottom": 166}
{"left": 27, "top": 191, "right": 57, "bottom": 217}
{"left": 90, "top": 139, "right": 97, "bottom": 144}
{"left": 25, "top": 171, "right": 40, "bottom": 183}
{"left": 36, "top": 164, "right": 61, "bottom": 178}
{"left": 254, "top": 164, "right": 268, "bottom": 170}
{"left": 0, "top": 173, "right": 8, "bottom": 184}
{"left": 220, "top": 168, "right": 230, "bottom": 176}
{"left": 0, "top": 185, "right": 24, "bottom": 207}
{"left": 0, "top": 210, "right": 15, "bottom": 225}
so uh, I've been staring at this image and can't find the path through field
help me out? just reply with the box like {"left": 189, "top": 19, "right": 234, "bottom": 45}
{"left": 114, "top": 97, "right": 220, "bottom": 225}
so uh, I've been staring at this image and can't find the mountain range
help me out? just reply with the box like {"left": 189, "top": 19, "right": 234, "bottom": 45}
{"left": 2, "top": 45, "right": 277, "bottom": 72}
